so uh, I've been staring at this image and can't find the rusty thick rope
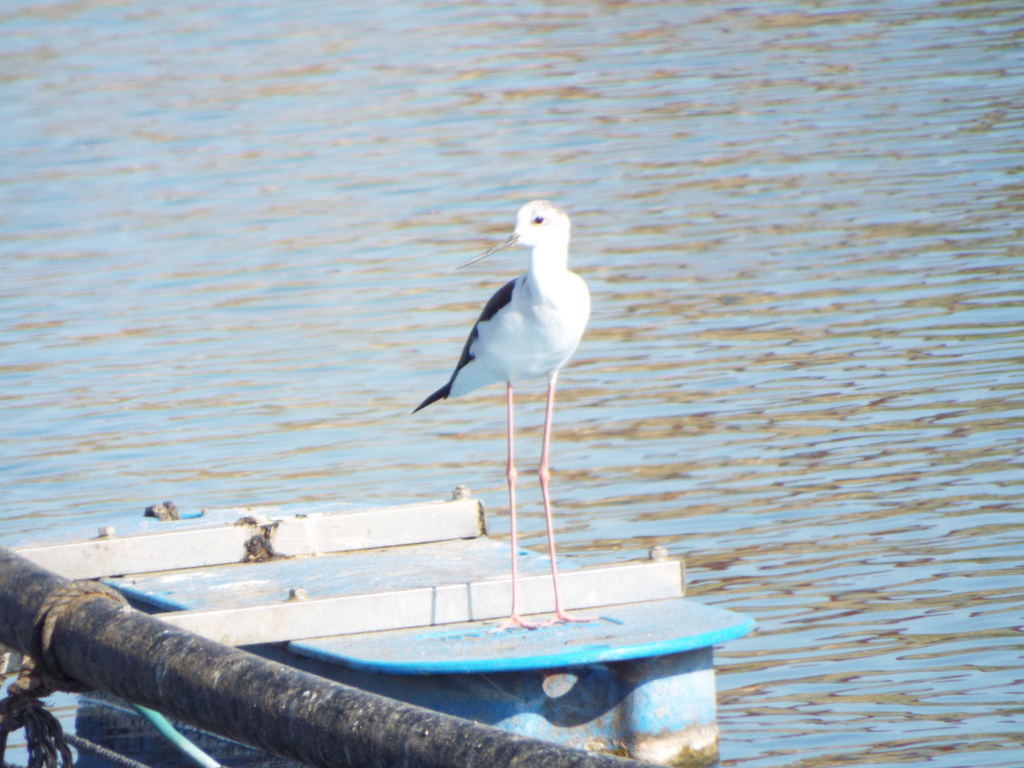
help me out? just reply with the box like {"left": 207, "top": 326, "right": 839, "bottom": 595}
{"left": 0, "top": 580, "right": 129, "bottom": 768}
{"left": 0, "top": 691, "right": 72, "bottom": 768}
{"left": 27, "top": 581, "right": 130, "bottom": 697}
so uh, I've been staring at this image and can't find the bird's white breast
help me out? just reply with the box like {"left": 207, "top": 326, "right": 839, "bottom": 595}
{"left": 470, "top": 271, "right": 590, "bottom": 384}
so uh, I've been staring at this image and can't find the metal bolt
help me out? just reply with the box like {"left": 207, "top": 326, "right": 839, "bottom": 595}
{"left": 649, "top": 545, "right": 668, "bottom": 562}
{"left": 287, "top": 588, "right": 308, "bottom": 601}
{"left": 453, "top": 485, "right": 470, "bottom": 500}
{"left": 98, "top": 526, "right": 116, "bottom": 538}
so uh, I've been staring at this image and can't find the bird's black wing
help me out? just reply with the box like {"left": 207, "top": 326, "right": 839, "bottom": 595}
{"left": 412, "top": 278, "right": 517, "bottom": 413}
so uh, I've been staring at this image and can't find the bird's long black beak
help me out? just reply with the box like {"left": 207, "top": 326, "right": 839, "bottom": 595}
{"left": 457, "top": 233, "right": 519, "bottom": 269}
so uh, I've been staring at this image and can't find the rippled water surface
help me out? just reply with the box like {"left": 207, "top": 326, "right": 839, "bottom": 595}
{"left": 3, "top": 1, "right": 1023, "bottom": 766}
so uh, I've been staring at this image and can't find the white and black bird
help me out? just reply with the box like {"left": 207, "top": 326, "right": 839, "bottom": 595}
{"left": 414, "top": 200, "right": 592, "bottom": 630}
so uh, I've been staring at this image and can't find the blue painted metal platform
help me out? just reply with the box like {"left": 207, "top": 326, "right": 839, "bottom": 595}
{"left": 295, "top": 598, "right": 753, "bottom": 674}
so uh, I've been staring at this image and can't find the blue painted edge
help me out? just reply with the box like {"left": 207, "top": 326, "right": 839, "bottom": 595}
{"left": 294, "top": 607, "right": 756, "bottom": 675}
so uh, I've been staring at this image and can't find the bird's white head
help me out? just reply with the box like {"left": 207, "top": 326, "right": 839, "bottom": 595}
{"left": 513, "top": 200, "right": 571, "bottom": 249}
{"left": 458, "top": 200, "right": 571, "bottom": 269}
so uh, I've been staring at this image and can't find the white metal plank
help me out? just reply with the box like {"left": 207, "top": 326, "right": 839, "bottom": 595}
{"left": 271, "top": 500, "right": 485, "bottom": 556}
{"left": 156, "top": 560, "right": 684, "bottom": 646}
{"left": 14, "top": 527, "right": 253, "bottom": 581}
{"left": 14, "top": 498, "right": 485, "bottom": 580}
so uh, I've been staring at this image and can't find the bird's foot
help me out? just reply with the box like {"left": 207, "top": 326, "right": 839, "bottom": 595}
{"left": 544, "top": 610, "right": 599, "bottom": 626}
{"left": 490, "top": 614, "right": 542, "bottom": 633}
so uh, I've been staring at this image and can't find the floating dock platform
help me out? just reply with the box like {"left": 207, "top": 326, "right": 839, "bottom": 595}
{"left": 12, "top": 492, "right": 753, "bottom": 767}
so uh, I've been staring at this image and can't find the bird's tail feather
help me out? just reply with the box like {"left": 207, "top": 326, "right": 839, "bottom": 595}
{"left": 412, "top": 383, "right": 451, "bottom": 414}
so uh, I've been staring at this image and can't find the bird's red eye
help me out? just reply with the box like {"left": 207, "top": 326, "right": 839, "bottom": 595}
{"left": 533, "top": 216, "right": 545, "bottom": 225}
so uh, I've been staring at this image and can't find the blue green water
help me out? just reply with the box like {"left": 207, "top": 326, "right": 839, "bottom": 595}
{"left": 3, "top": 1, "right": 1022, "bottom": 766}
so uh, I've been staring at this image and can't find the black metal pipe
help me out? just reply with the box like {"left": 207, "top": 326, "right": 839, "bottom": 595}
{"left": 0, "top": 548, "right": 654, "bottom": 768}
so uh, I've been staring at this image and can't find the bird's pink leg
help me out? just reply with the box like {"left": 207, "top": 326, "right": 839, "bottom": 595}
{"left": 539, "top": 373, "right": 596, "bottom": 624}
{"left": 492, "top": 382, "right": 540, "bottom": 632}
